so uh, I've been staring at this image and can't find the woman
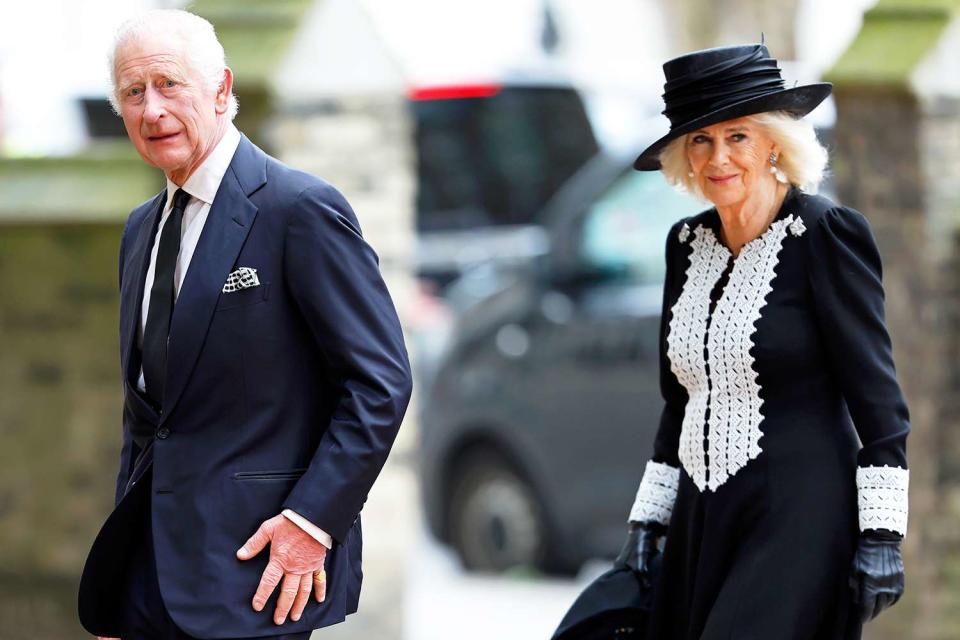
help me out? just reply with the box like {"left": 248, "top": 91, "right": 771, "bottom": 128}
{"left": 622, "top": 44, "right": 909, "bottom": 639}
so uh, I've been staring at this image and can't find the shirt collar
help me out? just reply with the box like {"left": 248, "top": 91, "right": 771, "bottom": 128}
{"left": 164, "top": 123, "right": 242, "bottom": 207}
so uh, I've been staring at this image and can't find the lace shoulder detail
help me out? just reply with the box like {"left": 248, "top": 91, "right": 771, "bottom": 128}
{"left": 857, "top": 465, "right": 909, "bottom": 535}
{"left": 628, "top": 461, "right": 681, "bottom": 525}
{"left": 788, "top": 216, "right": 806, "bottom": 236}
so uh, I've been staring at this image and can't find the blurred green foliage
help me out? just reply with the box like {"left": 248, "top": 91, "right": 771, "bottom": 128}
{"left": 827, "top": 0, "right": 960, "bottom": 88}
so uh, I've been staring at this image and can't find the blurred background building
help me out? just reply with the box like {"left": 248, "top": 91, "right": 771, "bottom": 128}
{"left": 0, "top": 0, "right": 957, "bottom": 638}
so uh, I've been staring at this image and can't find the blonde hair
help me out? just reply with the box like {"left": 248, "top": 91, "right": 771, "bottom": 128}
{"left": 108, "top": 9, "right": 238, "bottom": 120}
{"left": 659, "top": 111, "right": 828, "bottom": 199}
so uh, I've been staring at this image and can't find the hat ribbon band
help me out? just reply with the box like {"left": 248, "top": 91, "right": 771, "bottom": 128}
{"left": 662, "top": 45, "right": 786, "bottom": 126}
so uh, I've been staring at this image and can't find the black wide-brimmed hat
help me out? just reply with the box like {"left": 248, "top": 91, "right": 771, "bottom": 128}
{"left": 634, "top": 43, "right": 832, "bottom": 171}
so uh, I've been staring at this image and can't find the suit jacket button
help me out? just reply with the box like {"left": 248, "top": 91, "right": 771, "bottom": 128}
{"left": 156, "top": 427, "right": 170, "bottom": 440}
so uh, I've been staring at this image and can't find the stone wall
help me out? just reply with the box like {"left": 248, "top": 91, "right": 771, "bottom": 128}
{"left": 832, "top": 88, "right": 960, "bottom": 640}
{"left": 662, "top": 0, "right": 799, "bottom": 56}
{"left": 0, "top": 223, "right": 125, "bottom": 639}
{"left": 267, "top": 97, "right": 413, "bottom": 248}
{"left": 266, "top": 95, "right": 417, "bottom": 337}
{"left": 919, "top": 94, "right": 960, "bottom": 639}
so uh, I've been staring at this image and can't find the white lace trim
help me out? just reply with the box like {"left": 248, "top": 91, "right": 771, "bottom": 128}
{"left": 857, "top": 465, "right": 909, "bottom": 535}
{"left": 788, "top": 216, "right": 806, "bottom": 236}
{"left": 668, "top": 216, "right": 796, "bottom": 491}
{"left": 669, "top": 224, "right": 729, "bottom": 492}
{"left": 629, "top": 460, "right": 681, "bottom": 525}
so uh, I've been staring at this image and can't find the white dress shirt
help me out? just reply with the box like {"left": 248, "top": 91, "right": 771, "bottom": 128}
{"left": 137, "top": 124, "right": 332, "bottom": 549}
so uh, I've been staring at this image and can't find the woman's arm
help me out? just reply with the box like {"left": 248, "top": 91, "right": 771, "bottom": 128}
{"left": 806, "top": 206, "right": 910, "bottom": 536}
{"left": 628, "top": 219, "right": 689, "bottom": 526}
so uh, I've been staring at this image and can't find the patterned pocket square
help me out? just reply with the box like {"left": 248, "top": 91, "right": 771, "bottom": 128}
{"left": 223, "top": 267, "right": 260, "bottom": 293}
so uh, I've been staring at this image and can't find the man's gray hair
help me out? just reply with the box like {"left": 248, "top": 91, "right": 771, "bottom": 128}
{"left": 108, "top": 9, "right": 238, "bottom": 120}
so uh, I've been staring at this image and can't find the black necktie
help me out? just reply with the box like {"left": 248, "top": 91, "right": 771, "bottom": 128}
{"left": 142, "top": 188, "right": 191, "bottom": 408}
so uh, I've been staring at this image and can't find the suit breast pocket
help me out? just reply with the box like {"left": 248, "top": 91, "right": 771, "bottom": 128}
{"left": 216, "top": 283, "right": 271, "bottom": 311}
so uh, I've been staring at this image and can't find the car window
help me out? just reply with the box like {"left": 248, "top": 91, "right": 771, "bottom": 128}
{"left": 580, "top": 170, "right": 704, "bottom": 285}
{"left": 414, "top": 87, "right": 599, "bottom": 232}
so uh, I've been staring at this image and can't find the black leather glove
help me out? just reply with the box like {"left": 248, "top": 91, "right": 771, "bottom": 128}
{"left": 849, "top": 529, "right": 905, "bottom": 623}
{"left": 615, "top": 521, "right": 666, "bottom": 578}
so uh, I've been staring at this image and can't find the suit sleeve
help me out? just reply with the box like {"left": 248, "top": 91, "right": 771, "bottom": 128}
{"left": 806, "top": 206, "right": 910, "bottom": 536}
{"left": 628, "top": 219, "right": 688, "bottom": 526}
{"left": 281, "top": 183, "right": 413, "bottom": 543}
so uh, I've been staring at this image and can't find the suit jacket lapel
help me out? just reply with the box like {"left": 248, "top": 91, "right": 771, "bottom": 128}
{"left": 120, "top": 191, "right": 166, "bottom": 386}
{"left": 160, "top": 136, "right": 266, "bottom": 422}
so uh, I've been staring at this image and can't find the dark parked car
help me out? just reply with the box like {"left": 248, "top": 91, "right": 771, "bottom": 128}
{"left": 419, "top": 150, "right": 704, "bottom": 574}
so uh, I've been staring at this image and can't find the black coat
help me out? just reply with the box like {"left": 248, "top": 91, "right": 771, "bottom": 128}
{"left": 628, "top": 188, "right": 910, "bottom": 639}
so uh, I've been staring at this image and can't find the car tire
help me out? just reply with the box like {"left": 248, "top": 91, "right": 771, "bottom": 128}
{"left": 447, "top": 449, "right": 548, "bottom": 573}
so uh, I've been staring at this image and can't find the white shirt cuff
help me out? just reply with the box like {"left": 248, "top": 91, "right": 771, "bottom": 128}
{"left": 282, "top": 509, "right": 333, "bottom": 548}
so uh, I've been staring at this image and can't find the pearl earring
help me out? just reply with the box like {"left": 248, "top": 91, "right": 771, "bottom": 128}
{"left": 768, "top": 152, "right": 788, "bottom": 184}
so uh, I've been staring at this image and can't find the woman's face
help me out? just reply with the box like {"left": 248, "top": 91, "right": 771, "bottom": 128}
{"left": 686, "top": 116, "right": 778, "bottom": 209}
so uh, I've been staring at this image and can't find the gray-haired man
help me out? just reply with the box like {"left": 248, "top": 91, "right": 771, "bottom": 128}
{"left": 78, "top": 10, "right": 411, "bottom": 639}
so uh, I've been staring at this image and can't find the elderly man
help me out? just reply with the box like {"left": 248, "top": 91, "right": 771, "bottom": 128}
{"left": 78, "top": 9, "right": 411, "bottom": 640}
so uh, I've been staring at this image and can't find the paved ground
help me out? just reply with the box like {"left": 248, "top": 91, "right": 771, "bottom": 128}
{"left": 403, "top": 534, "right": 606, "bottom": 640}
{"left": 312, "top": 415, "right": 606, "bottom": 640}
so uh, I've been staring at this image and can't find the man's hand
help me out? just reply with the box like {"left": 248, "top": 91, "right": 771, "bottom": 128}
{"left": 237, "top": 514, "right": 328, "bottom": 625}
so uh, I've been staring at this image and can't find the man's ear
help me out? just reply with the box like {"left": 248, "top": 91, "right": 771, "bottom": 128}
{"left": 215, "top": 67, "right": 234, "bottom": 115}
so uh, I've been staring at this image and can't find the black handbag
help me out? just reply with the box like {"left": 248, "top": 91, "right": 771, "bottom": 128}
{"left": 551, "top": 554, "right": 660, "bottom": 640}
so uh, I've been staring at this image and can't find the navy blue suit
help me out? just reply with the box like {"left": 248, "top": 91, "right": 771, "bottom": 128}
{"left": 79, "top": 135, "right": 412, "bottom": 638}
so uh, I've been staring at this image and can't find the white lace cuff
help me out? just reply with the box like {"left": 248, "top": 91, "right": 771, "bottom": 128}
{"left": 628, "top": 461, "right": 680, "bottom": 526}
{"left": 857, "top": 465, "right": 909, "bottom": 536}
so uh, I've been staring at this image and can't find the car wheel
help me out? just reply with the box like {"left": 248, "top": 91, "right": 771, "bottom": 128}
{"left": 448, "top": 450, "right": 547, "bottom": 572}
